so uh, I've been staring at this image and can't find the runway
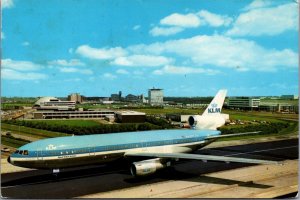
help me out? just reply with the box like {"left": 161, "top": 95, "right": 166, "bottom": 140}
{"left": 1, "top": 138, "right": 298, "bottom": 198}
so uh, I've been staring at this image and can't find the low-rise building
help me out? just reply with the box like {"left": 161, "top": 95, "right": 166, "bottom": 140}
{"left": 34, "top": 97, "right": 76, "bottom": 111}
{"left": 228, "top": 97, "right": 260, "bottom": 110}
{"left": 33, "top": 110, "right": 115, "bottom": 119}
{"left": 115, "top": 111, "right": 146, "bottom": 123}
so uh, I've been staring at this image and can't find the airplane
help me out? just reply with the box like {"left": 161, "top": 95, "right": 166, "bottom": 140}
{"left": 7, "top": 90, "right": 281, "bottom": 177}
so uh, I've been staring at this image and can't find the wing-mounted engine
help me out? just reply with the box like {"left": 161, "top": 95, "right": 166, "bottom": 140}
{"left": 130, "top": 158, "right": 169, "bottom": 177}
{"left": 188, "top": 115, "right": 225, "bottom": 130}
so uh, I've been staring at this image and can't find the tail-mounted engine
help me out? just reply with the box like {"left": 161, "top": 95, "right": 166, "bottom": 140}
{"left": 188, "top": 115, "right": 226, "bottom": 130}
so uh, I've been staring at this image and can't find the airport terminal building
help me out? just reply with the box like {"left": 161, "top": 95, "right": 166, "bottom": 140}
{"left": 228, "top": 97, "right": 260, "bottom": 110}
{"left": 148, "top": 88, "right": 164, "bottom": 106}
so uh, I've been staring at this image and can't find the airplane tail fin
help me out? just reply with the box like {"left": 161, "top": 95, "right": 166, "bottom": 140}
{"left": 203, "top": 89, "right": 227, "bottom": 115}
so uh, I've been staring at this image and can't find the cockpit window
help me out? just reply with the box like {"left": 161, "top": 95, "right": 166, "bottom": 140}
{"left": 23, "top": 150, "right": 28, "bottom": 155}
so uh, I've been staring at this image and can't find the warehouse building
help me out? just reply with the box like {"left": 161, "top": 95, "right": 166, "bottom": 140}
{"left": 148, "top": 88, "right": 163, "bottom": 106}
{"left": 259, "top": 104, "right": 299, "bottom": 113}
{"left": 228, "top": 97, "right": 260, "bottom": 110}
{"left": 33, "top": 110, "right": 115, "bottom": 119}
{"left": 115, "top": 111, "right": 146, "bottom": 123}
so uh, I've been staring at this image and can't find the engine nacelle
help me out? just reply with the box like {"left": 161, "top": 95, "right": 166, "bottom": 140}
{"left": 130, "top": 159, "right": 167, "bottom": 177}
{"left": 188, "top": 115, "right": 226, "bottom": 130}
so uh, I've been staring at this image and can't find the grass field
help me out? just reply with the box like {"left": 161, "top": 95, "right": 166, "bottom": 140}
{"left": 1, "top": 123, "right": 68, "bottom": 138}
{"left": 1, "top": 136, "right": 30, "bottom": 148}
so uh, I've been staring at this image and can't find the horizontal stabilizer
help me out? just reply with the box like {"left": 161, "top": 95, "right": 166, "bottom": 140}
{"left": 125, "top": 152, "right": 281, "bottom": 165}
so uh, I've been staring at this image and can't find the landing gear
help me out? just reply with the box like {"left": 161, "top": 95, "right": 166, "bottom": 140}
{"left": 53, "top": 168, "right": 60, "bottom": 174}
{"left": 52, "top": 169, "right": 60, "bottom": 179}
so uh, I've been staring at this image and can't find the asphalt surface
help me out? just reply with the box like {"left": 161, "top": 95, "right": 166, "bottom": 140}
{"left": 1, "top": 138, "right": 298, "bottom": 199}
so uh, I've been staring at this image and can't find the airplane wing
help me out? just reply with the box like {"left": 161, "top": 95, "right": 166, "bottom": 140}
{"left": 124, "top": 152, "right": 281, "bottom": 165}
{"left": 206, "top": 131, "right": 262, "bottom": 140}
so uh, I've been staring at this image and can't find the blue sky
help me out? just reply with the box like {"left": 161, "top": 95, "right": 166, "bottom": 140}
{"left": 2, "top": 0, "right": 298, "bottom": 97}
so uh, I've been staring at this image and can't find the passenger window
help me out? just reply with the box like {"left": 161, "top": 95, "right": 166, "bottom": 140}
{"left": 19, "top": 150, "right": 24, "bottom": 155}
{"left": 23, "top": 150, "right": 28, "bottom": 155}
{"left": 14, "top": 150, "right": 19, "bottom": 154}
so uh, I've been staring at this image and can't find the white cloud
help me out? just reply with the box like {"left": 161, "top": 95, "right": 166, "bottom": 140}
{"left": 133, "top": 25, "right": 141, "bottom": 30}
{"left": 149, "top": 10, "right": 233, "bottom": 37}
{"left": 129, "top": 35, "right": 297, "bottom": 72}
{"left": 2, "top": 0, "right": 14, "bottom": 9}
{"left": 153, "top": 65, "right": 219, "bottom": 75}
{"left": 116, "top": 69, "right": 129, "bottom": 74}
{"left": 149, "top": 26, "right": 184, "bottom": 36}
{"left": 2, "top": 69, "right": 47, "bottom": 80}
{"left": 2, "top": 59, "right": 44, "bottom": 71}
{"left": 59, "top": 67, "right": 93, "bottom": 75}
{"left": 22, "top": 41, "right": 30, "bottom": 46}
{"left": 102, "top": 73, "right": 117, "bottom": 80}
{"left": 1, "top": 32, "right": 5, "bottom": 39}
{"left": 160, "top": 13, "right": 201, "bottom": 28}
{"left": 226, "top": 3, "right": 298, "bottom": 36}
{"left": 242, "top": 0, "right": 273, "bottom": 11}
{"left": 64, "top": 78, "right": 81, "bottom": 82}
{"left": 48, "top": 59, "right": 85, "bottom": 66}
{"left": 133, "top": 70, "right": 144, "bottom": 75}
{"left": 111, "top": 55, "right": 172, "bottom": 67}
{"left": 197, "top": 10, "right": 232, "bottom": 27}
{"left": 76, "top": 45, "right": 127, "bottom": 60}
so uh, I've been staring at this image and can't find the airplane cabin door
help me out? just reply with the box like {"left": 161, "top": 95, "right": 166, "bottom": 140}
{"left": 37, "top": 149, "right": 43, "bottom": 160}
{"left": 89, "top": 145, "right": 95, "bottom": 156}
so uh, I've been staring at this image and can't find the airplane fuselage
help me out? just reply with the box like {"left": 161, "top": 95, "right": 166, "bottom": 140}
{"left": 8, "top": 129, "right": 220, "bottom": 169}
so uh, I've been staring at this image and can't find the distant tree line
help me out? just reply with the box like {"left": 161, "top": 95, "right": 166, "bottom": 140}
{"left": 218, "top": 122, "right": 289, "bottom": 135}
{"left": 164, "top": 97, "right": 213, "bottom": 104}
{"left": 2, "top": 117, "right": 174, "bottom": 136}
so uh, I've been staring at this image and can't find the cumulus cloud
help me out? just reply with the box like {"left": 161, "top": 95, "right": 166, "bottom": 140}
{"left": 150, "top": 10, "right": 232, "bottom": 36}
{"left": 111, "top": 55, "right": 172, "bottom": 67}
{"left": 116, "top": 69, "right": 129, "bottom": 74}
{"left": 226, "top": 3, "right": 298, "bottom": 36}
{"left": 48, "top": 59, "right": 85, "bottom": 66}
{"left": 149, "top": 26, "right": 184, "bottom": 36}
{"left": 22, "top": 41, "right": 30, "bottom": 46}
{"left": 102, "top": 73, "right": 117, "bottom": 80}
{"left": 1, "top": 59, "right": 48, "bottom": 80}
{"left": 2, "top": 0, "right": 14, "bottom": 9}
{"left": 133, "top": 25, "right": 141, "bottom": 30}
{"left": 153, "top": 65, "right": 219, "bottom": 75}
{"left": 129, "top": 35, "right": 298, "bottom": 71}
{"left": 2, "top": 59, "right": 44, "bottom": 71}
{"left": 197, "top": 10, "right": 232, "bottom": 27}
{"left": 160, "top": 13, "right": 201, "bottom": 28}
{"left": 2, "top": 69, "right": 47, "bottom": 80}
{"left": 242, "top": 0, "right": 273, "bottom": 11}
{"left": 76, "top": 45, "right": 127, "bottom": 60}
{"left": 59, "top": 67, "right": 93, "bottom": 75}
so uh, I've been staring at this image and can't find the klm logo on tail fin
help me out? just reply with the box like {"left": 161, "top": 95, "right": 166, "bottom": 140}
{"left": 208, "top": 103, "right": 221, "bottom": 113}
{"left": 203, "top": 89, "right": 227, "bottom": 115}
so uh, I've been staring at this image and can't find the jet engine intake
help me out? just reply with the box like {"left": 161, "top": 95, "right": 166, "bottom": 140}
{"left": 188, "top": 115, "right": 225, "bottom": 130}
{"left": 130, "top": 159, "right": 166, "bottom": 177}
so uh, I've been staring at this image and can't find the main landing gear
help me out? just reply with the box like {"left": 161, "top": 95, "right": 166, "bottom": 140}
{"left": 52, "top": 169, "right": 60, "bottom": 178}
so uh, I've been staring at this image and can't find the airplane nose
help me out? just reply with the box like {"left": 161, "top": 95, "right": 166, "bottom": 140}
{"left": 7, "top": 156, "right": 11, "bottom": 164}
